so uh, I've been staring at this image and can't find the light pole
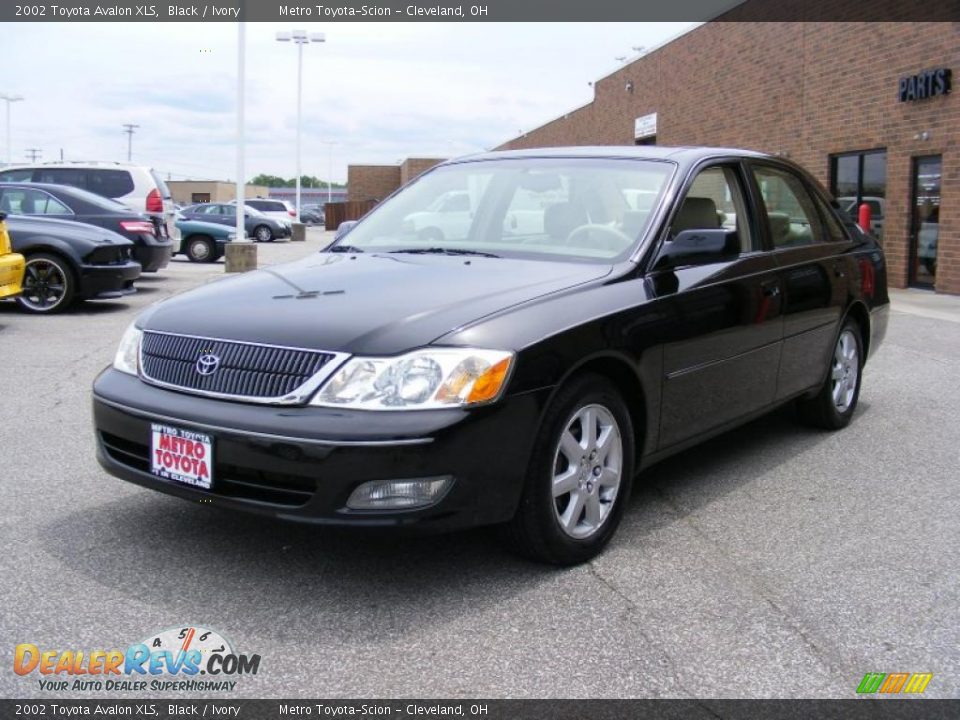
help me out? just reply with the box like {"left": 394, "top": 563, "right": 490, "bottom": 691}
{"left": 276, "top": 29, "right": 325, "bottom": 220}
{"left": 322, "top": 140, "right": 337, "bottom": 204}
{"left": 0, "top": 94, "right": 24, "bottom": 165}
{"left": 236, "top": 21, "right": 246, "bottom": 243}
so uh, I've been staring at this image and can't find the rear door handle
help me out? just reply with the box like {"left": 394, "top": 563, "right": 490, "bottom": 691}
{"left": 761, "top": 282, "right": 780, "bottom": 297}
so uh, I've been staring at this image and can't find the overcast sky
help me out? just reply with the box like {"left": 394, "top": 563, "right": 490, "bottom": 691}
{"left": 2, "top": 22, "right": 695, "bottom": 183}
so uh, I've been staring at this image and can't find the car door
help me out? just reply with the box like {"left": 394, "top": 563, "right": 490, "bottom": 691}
{"left": 653, "top": 162, "right": 784, "bottom": 449}
{"left": 747, "top": 162, "right": 850, "bottom": 400}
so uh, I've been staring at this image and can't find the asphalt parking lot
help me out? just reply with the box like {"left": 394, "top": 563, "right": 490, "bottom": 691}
{"left": 1, "top": 235, "right": 957, "bottom": 699}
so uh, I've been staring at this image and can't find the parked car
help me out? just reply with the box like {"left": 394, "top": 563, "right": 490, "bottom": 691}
{"left": 0, "top": 182, "right": 173, "bottom": 272}
{"left": 179, "top": 203, "right": 290, "bottom": 242}
{"left": 93, "top": 147, "right": 888, "bottom": 565}
{"left": 0, "top": 161, "right": 179, "bottom": 244}
{"left": 233, "top": 198, "right": 296, "bottom": 229}
{"left": 7, "top": 215, "right": 140, "bottom": 313}
{"left": 300, "top": 205, "right": 325, "bottom": 225}
{"left": 174, "top": 215, "right": 237, "bottom": 263}
{"left": 0, "top": 212, "right": 25, "bottom": 300}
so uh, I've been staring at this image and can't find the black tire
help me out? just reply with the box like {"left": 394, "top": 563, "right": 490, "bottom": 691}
{"left": 17, "top": 253, "right": 76, "bottom": 314}
{"left": 796, "top": 319, "right": 864, "bottom": 430}
{"left": 505, "top": 373, "right": 635, "bottom": 566}
{"left": 253, "top": 225, "right": 273, "bottom": 243}
{"left": 185, "top": 235, "right": 216, "bottom": 263}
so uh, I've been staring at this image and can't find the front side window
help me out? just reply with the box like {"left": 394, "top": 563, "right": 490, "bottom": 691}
{"left": 0, "top": 188, "right": 72, "bottom": 216}
{"left": 670, "top": 165, "right": 755, "bottom": 251}
{"left": 0, "top": 169, "right": 34, "bottom": 182}
{"left": 752, "top": 166, "right": 824, "bottom": 248}
{"left": 334, "top": 158, "right": 675, "bottom": 261}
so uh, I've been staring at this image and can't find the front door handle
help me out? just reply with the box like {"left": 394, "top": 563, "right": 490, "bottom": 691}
{"left": 761, "top": 282, "right": 780, "bottom": 298}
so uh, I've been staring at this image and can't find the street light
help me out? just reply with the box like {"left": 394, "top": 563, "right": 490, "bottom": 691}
{"left": 0, "top": 94, "right": 24, "bottom": 165}
{"left": 276, "top": 29, "right": 325, "bottom": 220}
{"left": 321, "top": 140, "right": 337, "bottom": 204}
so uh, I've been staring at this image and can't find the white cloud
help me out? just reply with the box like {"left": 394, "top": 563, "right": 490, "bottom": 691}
{"left": 1, "top": 21, "right": 694, "bottom": 183}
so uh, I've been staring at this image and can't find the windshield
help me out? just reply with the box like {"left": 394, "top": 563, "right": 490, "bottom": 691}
{"left": 332, "top": 157, "right": 674, "bottom": 261}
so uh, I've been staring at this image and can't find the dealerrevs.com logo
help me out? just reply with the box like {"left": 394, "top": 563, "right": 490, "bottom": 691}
{"left": 14, "top": 626, "right": 260, "bottom": 693}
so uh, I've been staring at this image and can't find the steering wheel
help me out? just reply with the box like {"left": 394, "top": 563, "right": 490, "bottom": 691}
{"left": 565, "top": 223, "right": 634, "bottom": 252}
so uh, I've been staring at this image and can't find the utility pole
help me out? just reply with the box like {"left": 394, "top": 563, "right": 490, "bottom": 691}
{"left": 25, "top": 147, "right": 41, "bottom": 162}
{"left": 122, "top": 124, "right": 139, "bottom": 162}
{"left": 0, "top": 93, "right": 24, "bottom": 165}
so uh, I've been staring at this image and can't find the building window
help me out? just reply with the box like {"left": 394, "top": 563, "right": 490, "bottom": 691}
{"left": 830, "top": 150, "right": 886, "bottom": 240}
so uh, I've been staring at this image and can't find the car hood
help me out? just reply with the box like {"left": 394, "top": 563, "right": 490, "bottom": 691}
{"left": 139, "top": 251, "right": 613, "bottom": 355}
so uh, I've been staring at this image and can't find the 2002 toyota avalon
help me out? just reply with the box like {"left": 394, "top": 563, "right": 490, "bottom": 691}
{"left": 93, "top": 147, "right": 889, "bottom": 565}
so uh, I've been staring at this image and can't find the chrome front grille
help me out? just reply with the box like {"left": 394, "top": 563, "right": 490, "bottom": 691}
{"left": 139, "top": 331, "right": 340, "bottom": 403}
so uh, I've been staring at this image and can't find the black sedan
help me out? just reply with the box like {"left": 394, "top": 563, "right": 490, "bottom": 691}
{"left": 179, "top": 203, "right": 291, "bottom": 243}
{"left": 7, "top": 215, "right": 140, "bottom": 313}
{"left": 92, "top": 147, "right": 889, "bottom": 565}
{"left": 0, "top": 183, "right": 173, "bottom": 272}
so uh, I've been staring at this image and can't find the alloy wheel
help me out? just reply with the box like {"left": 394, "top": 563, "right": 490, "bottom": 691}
{"left": 552, "top": 403, "right": 623, "bottom": 539}
{"left": 20, "top": 258, "right": 69, "bottom": 312}
{"left": 831, "top": 329, "right": 859, "bottom": 413}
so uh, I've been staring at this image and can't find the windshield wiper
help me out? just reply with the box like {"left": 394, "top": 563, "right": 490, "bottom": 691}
{"left": 328, "top": 245, "right": 365, "bottom": 253}
{"left": 388, "top": 247, "right": 500, "bottom": 258}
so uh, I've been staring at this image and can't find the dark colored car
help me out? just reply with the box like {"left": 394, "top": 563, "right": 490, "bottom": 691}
{"left": 179, "top": 203, "right": 290, "bottom": 243}
{"left": 0, "top": 183, "right": 173, "bottom": 272}
{"left": 174, "top": 215, "right": 237, "bottom": 263}
{"left": 92, "top": 147, "right": 889, "bottom": 565}
{"left": 7, "top": 215, "right": 140, "bottom": 313}
{"left": 300, "top": 205, "right": 325, "bottom": 225}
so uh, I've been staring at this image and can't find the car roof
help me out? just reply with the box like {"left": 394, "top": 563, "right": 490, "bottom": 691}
{"left": 1, "top": 161, "right": 149, "bottom": 171}
{"left": 447, "top": 145, "right": 773, "bottom": 166}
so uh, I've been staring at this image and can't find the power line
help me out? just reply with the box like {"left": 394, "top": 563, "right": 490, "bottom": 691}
{"left": 122, "top": 124, "right": 139, "bottom": 162}
{"left": 25, "top": 147, "right": 41, "bottom": 162}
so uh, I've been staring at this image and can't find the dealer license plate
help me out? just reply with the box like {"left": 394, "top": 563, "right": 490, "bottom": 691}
{"left": 150, "top": 423, "right": 214, "bottom": 490}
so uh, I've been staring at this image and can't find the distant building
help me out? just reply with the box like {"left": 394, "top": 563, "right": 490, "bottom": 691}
{"left": 347, "top": 158, "right": 446, "bottom": 202}
{"left": 167, "top": 181, "right": 269, "bottom": 205}
{"left": 267, "top": 187, "right": 348, "bottom": 205}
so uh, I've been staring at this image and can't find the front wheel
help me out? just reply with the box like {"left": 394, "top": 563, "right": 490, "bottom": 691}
{"left": 796, "top": 320, "right": 864, "bottom": 430}
{"left": 506, "top": 374, "right": 635, "bottom": 565}
{"left": 17, "top": 253, "right": 75, "bottom": 313}
{"left": 185, "top": 236, "right": 215, "bottom": 263}
{"left": 253, "top": 225, "right": 273, "bottom": 243}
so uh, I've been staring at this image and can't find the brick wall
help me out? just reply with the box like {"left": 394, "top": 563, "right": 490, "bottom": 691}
{"left": 401, "top": 158, "right": 446, "bottom": 185}
{"left": 347, "top": 165, "right": 402, "bottom": 202}
{"left": 497, "top": 22, "right": 960, "bottom": 293}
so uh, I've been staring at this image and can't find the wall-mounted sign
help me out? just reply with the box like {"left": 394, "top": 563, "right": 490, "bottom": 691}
{"left": 634, "top": 112, "right": 657, "bottom": 139}
{"left": 898, "top": 68, "right": 951, "bottom": 102}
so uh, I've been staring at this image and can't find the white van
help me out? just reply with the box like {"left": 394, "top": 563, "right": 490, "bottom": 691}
{"left": 0, "top": 162, "right": 179, "bottom": 242}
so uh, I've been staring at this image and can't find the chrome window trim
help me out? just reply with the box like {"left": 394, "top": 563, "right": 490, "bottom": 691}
{"left": 137, "top": 329, "right": 350, "bottom": 406}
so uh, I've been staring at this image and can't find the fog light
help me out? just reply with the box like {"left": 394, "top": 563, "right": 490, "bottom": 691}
{"left": 346, "top": 476, "right": 453, "bottom": 510}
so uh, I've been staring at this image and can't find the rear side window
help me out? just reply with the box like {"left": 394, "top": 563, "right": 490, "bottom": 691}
{"left": 87, "top": 170, "right": 135, "bottom": 199}
{"left": 0, "top": 169, "right": 34, "bottom": 182}
{"left": 248, "top": 200, "right": 284, "bottom": 212}
{"left": 35, "top": 168, "right": 88, "bottom": 188}
{"left": 752, "top": 165, "right": 824, "bottom": 248}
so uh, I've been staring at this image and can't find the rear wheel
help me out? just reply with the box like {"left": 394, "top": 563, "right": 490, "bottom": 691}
{"left": 17, "top": 253, "right": 75, "bottom": 313}
{"left": 253, "top": 225, "right": 273, "bottom": 243}
{"left": 506, "top": 374, "right": 634, "bottom": 565}
{"left": 797, "top": 319, "right": 863, "bottom": 429}
{"left": 185, "top": 236, "right": 215, "bottom": 263}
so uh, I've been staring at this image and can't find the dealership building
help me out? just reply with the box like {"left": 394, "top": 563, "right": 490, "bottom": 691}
{"left": 496, "top": 21, "right": 958, "bottom": 294}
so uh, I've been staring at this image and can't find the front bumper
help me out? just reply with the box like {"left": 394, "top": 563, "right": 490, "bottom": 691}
{"left": 132, "top": 238, "right": 174, "bottom": 273}
{"left": 92, "top": 368, "right": 546, "bottom": 531}
{"left": 78, "top": 260, "right": 141, "bottom": 300}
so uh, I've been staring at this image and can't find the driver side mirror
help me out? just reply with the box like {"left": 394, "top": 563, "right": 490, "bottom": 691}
{"left": 655, "top": 228, "right": 739, "bottom": 269}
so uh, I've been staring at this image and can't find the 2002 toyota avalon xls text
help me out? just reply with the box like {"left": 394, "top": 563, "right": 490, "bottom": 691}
{"left": 93, "top": 147, "right": 889, "bottom": 565}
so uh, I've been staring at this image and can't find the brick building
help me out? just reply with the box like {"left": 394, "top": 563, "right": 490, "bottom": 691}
{"left": 497, "top": 22, "right": 958, "bottom": 294}
{"left": 348, "top": 158, "right": 446, "bottom": 202}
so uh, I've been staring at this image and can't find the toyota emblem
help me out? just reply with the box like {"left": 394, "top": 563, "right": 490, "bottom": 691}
{"left": 195, "top": 354, "right": 221, "bottom": 376}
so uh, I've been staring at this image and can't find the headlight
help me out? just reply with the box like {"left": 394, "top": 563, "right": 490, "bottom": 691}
{"left": 311, "top": 348, "right": 513, "bottom": 410}
{"left": 113, "top": 322, "right": 143, "bottom": 376}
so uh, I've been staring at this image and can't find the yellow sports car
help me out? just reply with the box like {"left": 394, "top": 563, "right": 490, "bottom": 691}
{"left": 0, "top": 211, "right": 25, "bottom": 299}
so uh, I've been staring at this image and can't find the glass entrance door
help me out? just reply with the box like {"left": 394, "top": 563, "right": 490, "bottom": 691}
{"left": 910, "top": 155, "right": 942, "bottom": 287}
